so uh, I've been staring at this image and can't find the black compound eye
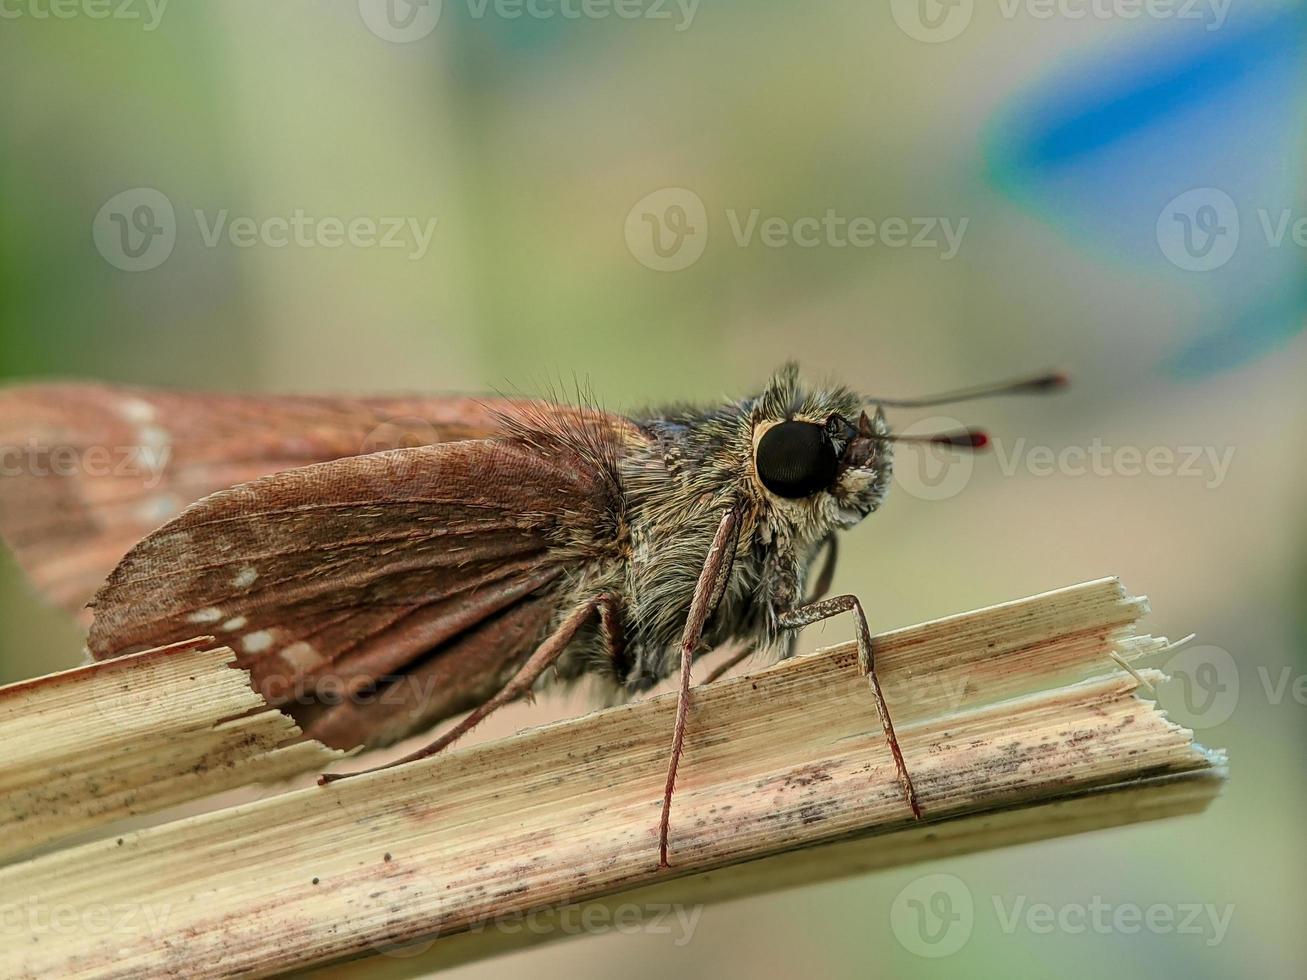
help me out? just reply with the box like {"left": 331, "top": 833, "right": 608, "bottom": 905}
{"left": 755, "top": 420, "right": 838, "bottom": 499}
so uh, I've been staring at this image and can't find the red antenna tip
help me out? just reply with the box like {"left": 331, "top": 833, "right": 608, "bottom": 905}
{"left": 1027, "top": 371, "right": 1069, "bottom": 392}
{"left": 930, "top": 429, "right": 989, "bottom": 449}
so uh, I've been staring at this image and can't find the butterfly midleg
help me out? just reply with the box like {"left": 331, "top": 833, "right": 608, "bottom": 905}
{"left": 319, "top": 593, "right": 612, "bottom": 784}
{"left": 658, "top": 508, "right": 741, "bottom": 868}
{"left": 776, "top": 595, "right": 922, "bottom": 820}
{"left": 597, "top": 587, "right": 631, "bottom": 680}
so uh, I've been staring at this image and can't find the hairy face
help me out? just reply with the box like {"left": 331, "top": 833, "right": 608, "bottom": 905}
{"left": 748, "top": 366, "right": 893, "bottom": 535}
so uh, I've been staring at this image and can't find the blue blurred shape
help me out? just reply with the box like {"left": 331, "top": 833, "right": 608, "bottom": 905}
{"left": 986, "top": 10, "right": 1307, "bottom": 376}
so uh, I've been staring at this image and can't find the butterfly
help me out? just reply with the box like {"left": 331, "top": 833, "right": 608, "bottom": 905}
{"left": 0, "top": 365, "right": 1063, "bottom": 865}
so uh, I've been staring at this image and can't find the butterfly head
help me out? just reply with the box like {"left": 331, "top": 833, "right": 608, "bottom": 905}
{"left": 748, "top": 362, "right": 1064, "bottom": 533}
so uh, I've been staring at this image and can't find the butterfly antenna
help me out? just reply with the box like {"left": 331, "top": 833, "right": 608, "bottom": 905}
{"left": 866, "top": 371, "right": 1068, "bottom": 409}
{"left": 859, "top": 371, "right": 1067, "bottom": 452}
{"left": 874, "top": 428, "right": 991, "bottom": 449}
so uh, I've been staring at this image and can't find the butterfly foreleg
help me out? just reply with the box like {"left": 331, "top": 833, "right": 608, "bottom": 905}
{"left": 657, "top": 507, "right": 741, "bottom": 868}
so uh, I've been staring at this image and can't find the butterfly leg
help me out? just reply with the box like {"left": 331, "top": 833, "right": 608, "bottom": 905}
{"left": 707, "top": 534, "right": 836, "bottom": 684}
{"left": 777, "top": 595, "right": 922, "bottom": 820}
{"left": 598, "top": 588, "right": 633, "bottom": 681}
{"left": 806, "top": 533, "right": 838, "bottom": 603}
{"left": 659, "top": 508, "right": 740, "bottom": 868}
{"left": 319, "top": 595, "right": 608, "bottom": 784}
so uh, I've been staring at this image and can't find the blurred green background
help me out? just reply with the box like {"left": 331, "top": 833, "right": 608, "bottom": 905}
{"left": 1, "top": 1, "right": 1304, "bottom": 977}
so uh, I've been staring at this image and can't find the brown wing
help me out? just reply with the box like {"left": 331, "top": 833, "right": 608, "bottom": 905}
{"left": 0, "top": 382, "right": 636, "bottom": 617}
{"left": 87, "top": 435, "right": 626, "bottom": 751}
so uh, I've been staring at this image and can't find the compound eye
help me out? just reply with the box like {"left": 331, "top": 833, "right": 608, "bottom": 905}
{"left": 755, "top": 420, "right": 838, "bottom": 499}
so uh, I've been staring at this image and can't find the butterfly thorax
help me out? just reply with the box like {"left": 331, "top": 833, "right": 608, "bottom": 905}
{"left": 595, "top": 389, "right": 855, "bottom": 691}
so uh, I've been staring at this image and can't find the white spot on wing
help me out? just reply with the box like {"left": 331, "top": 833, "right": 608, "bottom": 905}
{"left": 233, "top": 567, "right": 259, "bottom": 589}
{"left": 242, "top": 630, "right": 274, "bottom": 654}
{"left": 187, "top": 607, "right": 223, "bottom": 624}
{"left": 118, "top": 398, "right": 157, "bottom": 423}
{"left": 222, "top": 615, "right": 248, "bottom": 632}
{"left": 280, "top": 641, "right": 324, "bottom": 673}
